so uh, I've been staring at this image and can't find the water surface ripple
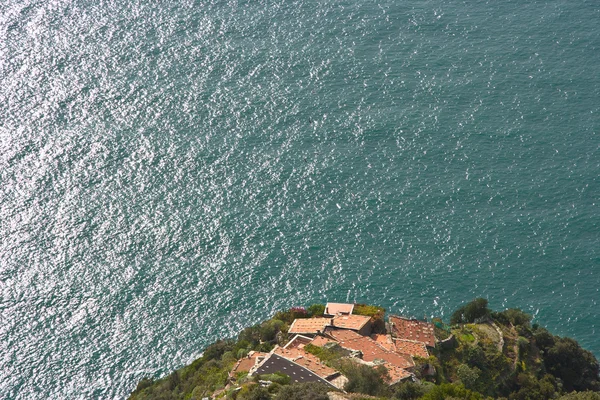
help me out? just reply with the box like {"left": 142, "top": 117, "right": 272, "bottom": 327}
{"left": 0, "top": 0, "right": 598, "bottom": 398}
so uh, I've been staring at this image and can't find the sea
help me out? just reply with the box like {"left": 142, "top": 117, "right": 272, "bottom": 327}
{"left": 0, "top": 0, "right": 598, "bottom": 398}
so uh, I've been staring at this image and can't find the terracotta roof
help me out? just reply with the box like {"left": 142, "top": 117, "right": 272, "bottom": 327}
{"left": 288, "top": 318, "right": 330, "bottom": 335}
{"left": 393, "top": 339, "right": 429, "bottom": 358}
{"left": 310, "top": 335, "right": 337, "bottom": 347}
{"left": 327, "top": 329, "right": 413, "bottom": 369}
{"left": 389, "top": 316, "right": 436, "bottom": 347}
{"left": 274, "top": 346, "right": 339, "bottom": 379}
{"left": 371, "top": 334, "right": 395, "bottom": 352}
{"left": 326, "top": 328, "right": 363, "bottom": 342}
{"left": 381, "top": 362, "right": 413, "bottom": 384}
{"left": 332, "top": 314, "right": 371, "bottom": 331}
{"left": 325, "top": 302, "right": 354, "bottom": 315}
{"left": 284, "top": 335, "right": 313, "bottom": 349}
{"left": 229, "top": 351, "right": 267, "bottom": 377}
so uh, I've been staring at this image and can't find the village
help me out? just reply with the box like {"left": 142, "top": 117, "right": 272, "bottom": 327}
{"left": 224, "top": 302, "right": 439, "bottom": 395}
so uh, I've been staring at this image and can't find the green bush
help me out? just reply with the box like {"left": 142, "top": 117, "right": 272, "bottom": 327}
{"left": 237, "top": 384, "right": 270, "bottom": 400}
{"left": 340, "top": 361, "right": 390, "bottom": 397}
{"left": 451, "top": 298, "right": 491, "bottom": 325}
{"left": 132, "top": 378, "right": 154, "bottom": 394}
{"left": 353, "top": 304, "right": 385, "bottom": 317}
{"left": 272, "top": 307, "right": 308, "bottom": 325}
{"left": 304, "top": 343, "right": 346, "bottom": 364}
{"left": 353, "top": 304, "right": 386, "bottom": 333}
{"left": 559, "top": 392, "right": 600, "bottom": 400}
{"left": 273, "top": 382, "right": 331, "bottom": 400}
{"left": 456, "top": 364, "right": 481, "bottom": 390}
{"left": 257, "top": 372, "right": 291, "bottom": 386}
{"left": 204, "top": 339, "right": 236, "bottom": 361}
{"left": 393, "top": 381, "right": 427, "bottom": 399}
{"left": 420, "top": 383, "right": 483, "bottom": 400}
{"left": 307, "top": 304, "right": 326, "bottom": 317}
{"left": 493, "top": 309, "right": 532, "bottom": 327}
{"left": 544, "top": 337, "right": 600, "bottom": 392}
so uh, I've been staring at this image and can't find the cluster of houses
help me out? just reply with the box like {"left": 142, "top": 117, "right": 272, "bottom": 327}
{"left": 226, "top": 302, "right": 437, "bottom": 392}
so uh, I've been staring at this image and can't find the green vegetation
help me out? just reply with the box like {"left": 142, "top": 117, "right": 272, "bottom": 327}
{"left": 128, "top": 300, "right": 599, "bottom": 400}
{"left": 304, "top": 343, "right": 348, "bottom": 365}
{"left": 354, "top": 303, "right": 386, "bottom": 333}
{"left": 339, "top": 361, "right": 390, "bottom": 397}
{"left": 450, "top": 298, "right": 491, "bottom": 324}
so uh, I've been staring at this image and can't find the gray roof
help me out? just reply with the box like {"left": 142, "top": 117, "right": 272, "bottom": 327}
{"left": 253, "top": 354, "right": 336, "bottom": 388}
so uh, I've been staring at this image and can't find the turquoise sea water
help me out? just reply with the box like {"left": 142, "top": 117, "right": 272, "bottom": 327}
{"left": 1, "top": 0, "right": 599, "bottom": 398}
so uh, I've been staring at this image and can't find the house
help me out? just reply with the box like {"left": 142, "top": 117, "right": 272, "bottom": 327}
{"left": 288, "top": 318, "right": 330, "bottom": 336}
{"left": 324, "top": 329, "right": 414, "bottom": 369}
{"left": 380, "top": 362, "right": 414, "bottom": 385}
{"left": 393, "top": 339, "right": 429, "bottom": 358}
{"left": 332, "top": 314, "right": 372, "bottom": 336}
{"left": 251, "top": 346, "right": 347, "bottom": 389}
{"left": 310, "top": 335, "right": 337, "bottom": 347}
{"left": 324, "top": 302, "right": 354, "bottom": 317}
{"left": 389, "top": 316, "right": 436, "bottom": 348}
{"left": 371, "top": 334, "right": 429, "bottom": 358}
{"left": 229, "top": 351, "right": 268, "bottom": 379}
{"left": 283, "top": 334, "right": 313, "bottom": 350}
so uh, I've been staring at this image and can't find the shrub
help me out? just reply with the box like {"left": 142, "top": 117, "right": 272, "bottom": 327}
{"left": 517, "top": 337, "right": 530, "bottom": 358}
{"left": 353, "top": 304, "right": 385, "bottom": 318}
{"left": 533, "top": 328, "right": 555, "bottom": 352}
{"left": 307, "top": 304, "right": 326, "bottom": 317}
{"left": 451, "top": 298, "right": 491, "bottom": 325}
{"left": 354, "top": 304, "right": 386, "bottom": 333}
{"left": 340, "top": 361, "right": 390, "bottom": 397}
{"left": 259, "top": 319, "right": 286, "bottom": 342}
{"left": 544, "top": 337, "right": 600, "bottom": 392}
{"left": 456, "top": 364, "right": 481, "bottom": 390}
{"left": 257, "top": 372, "right": 291, "bottom": 386}
{"left": 304, "top": 343, "right": 346, "bottom": 364}
{"left": 394, "top": 381, "right": 427, "bottom": 399}
{"left": 272, "top": 307, "right": 308, "bottom": 324}
{"left": 131, "top": 377, "right": 154, "bottom": 394}
{"left": 204, "top": 339, "right": 235, "bottom": 361}
{"left": 237, "top": 384, "right": 270, "bottom": 400}
{"left": 273, "top": 383, "right": 331, "bottom": 400}
{"left": 559, "top": 392, "right": 600, "bottom": 400}
{"left": 420, "top": 383, "right": 483, "bottom": 400}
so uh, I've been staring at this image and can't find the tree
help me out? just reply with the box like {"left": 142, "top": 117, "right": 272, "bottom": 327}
{"left": 341, "top": 361, "right": 390, "bottom": 397}
{"left": 307, "top": 304, "right": 325, "bottom": 317}
{"left": 544, "top": 337, "right": 600, "bottom": 392}
{"left": 420, "top": 383, "right": 483, "bottom": 400}
{"left": 237, "top": 384, "right": 270, "bottom": 400}
{"left": 559, "top": 392, "right": 600, "bottom": 400}
{"left": 394, "top": 381, "right": 427, "bottom": 399}
{"left": 456, "top": 364, "right": 481, "bottom": 390}
{"left": 494, "top": 309, "right": 532, "bottom": 327}
{"left": 451, "top": 298, "right": 491, "bottom": 324}
{"left": 274, "top": 383, "right": 331, "bottom": 400}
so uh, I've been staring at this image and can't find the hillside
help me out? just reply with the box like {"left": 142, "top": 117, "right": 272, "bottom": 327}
{"left": 128, "top": 300, "right": 600, "bottom": 400}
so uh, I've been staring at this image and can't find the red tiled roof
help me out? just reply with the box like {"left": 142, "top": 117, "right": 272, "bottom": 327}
{"left": 381, "top": 362, "right": 413, "bottom": 384}
{"left": 230, "top": 352, "right": 267, "bottom": 377}
{"left": 288, "top": 318, "right": 330, "bottom": 335}
{"left": 325, "top": 303, "right": 354, "bottom": 315}
{"left": 284, "top": 335, "right": 313, "bottom": 349}
{"left": 389, "top": 316, "right": 436, "bottom": 347}
{"left": 371, "top": 334, "right": 395, "bottom": 352}
{"left": 326, "top": 328, "right": 363, "bottom": 342}
{"left": 332, "top": 314, "right": 371, "bottom": 331}
{"left": 327, "top": 329, "right": 413, "bottom": 369}
{"left": 393, "top": 339, "right": 429, "bottom": 358}
{"left": 274, "top": 346, "right": 339, "bottom": 379}
{"left": 310, "top": 335, "right": 337, "bottom": 347}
